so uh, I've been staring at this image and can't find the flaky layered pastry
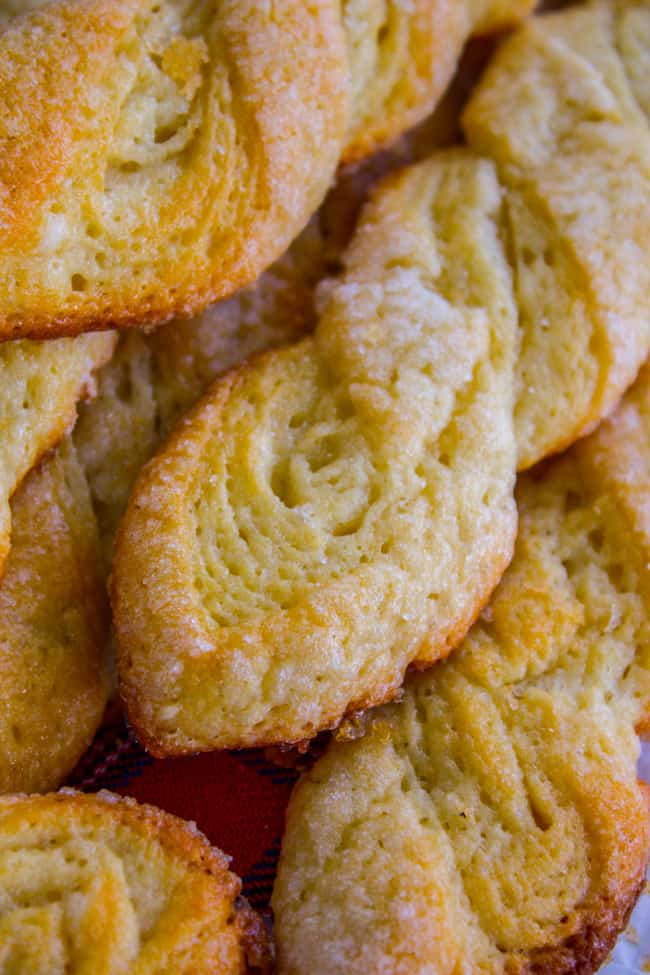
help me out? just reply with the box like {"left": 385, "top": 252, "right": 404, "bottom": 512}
{"left": 2, "top": 144, "right": 428, "bottom": 795}
{"left": 464, "top": 0, "right": 650, "bottom": 467}
{"left": 113, "top": 150, "right": 519, "bottom": 753}
{"left": 0, "top": 106, "right": 459, "bottom": 792}
{"left": 0, "top": 441, "right": 110, "bottom": 794}
{"left": 0, "top": 330, "right": 114, "bottom": 573}
{"left": 0, "top": 0, "right": 543, "bottom": 340}
{"left": 2, "top": 215, "right": 333, "bottom": 793}
{"left": 74, "top": 83, "right": 467, "bottom": 571}
{"left": 110, "top": 0, "right": 650, "bottom": 622}
{"left": 112, "top": 1, "right": 650, "bottom": 754}
{"left": 0, "top": 0, "right": 346, "bottom": 338}
{"left": 272, "top": 362, "right": 650, "bottom": 975}
{"left": 74, "top": 218, "right": 328, "bottom": 572}
{"left": 266, "top": 0, "right": 650, "bottom": 473}
{"left": 0, "top": 791, "right": 270, "bottom": 974}
{"left": 342, "top": 0, "right": 536, "bottom": 161}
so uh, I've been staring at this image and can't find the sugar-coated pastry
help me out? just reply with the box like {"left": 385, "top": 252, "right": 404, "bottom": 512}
{"left": 113, "top": 151, "right": 519, "bottom": 753}
{"left": 272, "top": 363, "right": 650, "bottom": 975}
{"left": 74, "top": 96, "right": 462, "bottom": 573}
{"left": 0, "top": 442, "right": 110, "bottom": 794}
{"left": 0, "top": 0, "right": 541, "bottom": 341}
{"left": 0, "top": 790, "right": 271, "bottom": 973}
{"left": 2, "top": 216, "right": 333, "bottom": 791}
{"left": 0, "top": 0, "right": 346, "bottom": 338}
{"left": 464, "top": 0, "right": 650, "bottom": 467}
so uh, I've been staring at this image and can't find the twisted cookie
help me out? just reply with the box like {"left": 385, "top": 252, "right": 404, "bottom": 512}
{"left": 342, "top": 0, "right": 536, "bottom": 161}
{"left": 0, "top": 330, "right": 114, "bottom": 575}
{"left": 272, "top": 362, "right": 650, "bottom": 975}
{"left": 0, "top": 441, "right": 110, "bottom": 794}
{"left": 1, "top": 119, "right": 456, "bottom": 791}
{"left": 1, "top": 215, "right": 331, "bottom": 792}
{"left": 113, "top": 150, "right": 519, "bottom": 752}
{"left": 74, "top": 84, "right": 468, "bottom": 572}
{"left": 464, "top": 0, "right": 650, "bottom": 467}
{"left": 2, "top": 181, "right": 389, "bottom": 795}
{"left": 113, "top": 0, "right": 650, "bottom": 756}
{"left": 74, "top": 218, "right": 328, "bottom": 573}
{"left": 0, "top": 0, "right": 346, "bottom": 338}
{"left": 0, "top": 0, "right": 541, "bottom": 339}
{"left": 0, "top": 790, "right": 270, "bottom": 974}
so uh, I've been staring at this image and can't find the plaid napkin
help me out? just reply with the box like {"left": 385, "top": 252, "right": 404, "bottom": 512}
{"left": 68, "top": 719, "right": 297, "bottom": 912}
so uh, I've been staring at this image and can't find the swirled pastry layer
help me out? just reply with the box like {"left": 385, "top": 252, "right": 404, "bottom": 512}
{"left": 0, "top": 0, "right": 537, "bottom": 172}
{"left": 0, "top": 441, "right": 110, "bottom": 794}
{"left": 113, "top": 150, "right": 519, "bottom": 752}
{"left": 113, "top": 0, "right": 650, "bottom": 754}
{"left": 342, "top": 0, "right": 536, "bottom": 161}
{"left": 0, "top": 0, "right": 346, "bottom": 338}
{"left": 73, "top": 84, "right": 466, "bottom": 572}
{"left": 0, "top": 791, "right": 270, "bottom": 974}
{"left": 464, "top": 0, "right": 650, "bottom": 467}
{"left": 2, "top": 214, "right": 331, "bottom": 792}
{"left": 73, "top": 219, "right": 328, "bottom": 573}
{"left": 74, "top": 110, "right": 460, "bottom": 573}
{"left": 271, "top": 0, "right": 650, "bottom": 471}
{"left": 272, "top": 362, "right": 650, "bottom": 975}
{"left": 0, "top": 330, "right": 114, "bottom": 575}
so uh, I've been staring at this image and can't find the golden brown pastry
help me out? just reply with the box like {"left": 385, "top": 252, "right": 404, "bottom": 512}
{"left": 0, "top": 0, "right": 543, "bottom": 341}
{"left": 1, "top": 99, "right": 457, "bottom": 790}
{"left": 337, "top": 0, "right": 650, "bottom": 469}
{"left": 111, "top": 1, "right": 650, "bottom": 759}
{"left": 73, "top": 86, "right": 462, "bottom": 573}
{"left": 464, "top": 0, "right": 650, "bottom": 467}
{"left": 1, "top": 213, "right": 335, "bottom": 793}
{"left": 0, "top": 441, "right": 110, "bottom": 794}
{"left": 0, "top": 790, "right": 270, "bottom": 973}
{"left": 0, "top": 0, "right": 538, "bottom": 169}
{"left": 0, "top": 0, "right": 346, "bottom": 338}
{"left": 272, "top": 362, "right": 650, "bottom": 975}
{"left": 73, "top": 219, "right": 328, "bottom": 572}
{"left": 7, "top": 158, "right": 411, "bottom": 792}
{"left": 112, "top": 150, "right": 519, "bottom": 753}
{"left": 342, "top": 0, "right": 537, "bottom": 161}
{"left": 0, "top": 330, "right": 114, "bottom": 574}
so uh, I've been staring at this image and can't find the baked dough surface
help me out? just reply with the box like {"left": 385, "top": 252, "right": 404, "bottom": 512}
{"left": 113, "top": 151, "right": 519, "bottom": 752}
{"left": 464, "top": 0, "right": 650, "bottom": 467}
{"left": 0, "top": 0, "right": 346, "bottom": 338}
{"left": 272, "top": 363, "right": 650, "bottom": 975}
{"left": 0, "top": 790, "right": 270, "bottom": 974}
{"left": 0, "top": 443, "right": 110, "bottom": 794}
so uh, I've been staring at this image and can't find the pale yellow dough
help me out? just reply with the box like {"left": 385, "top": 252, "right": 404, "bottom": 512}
{"left": 0, "top": 791, "right": 270, "bottom": 974}
{"left": 113, "top": 150, "right": 518, "bottom": 753}
{"left": 273, "top": 362, "right": 650, "bottom": 975}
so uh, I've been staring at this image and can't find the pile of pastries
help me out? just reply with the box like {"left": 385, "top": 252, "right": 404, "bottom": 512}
{"left": 0, "top": 0, "right": 649, "bottom": 972}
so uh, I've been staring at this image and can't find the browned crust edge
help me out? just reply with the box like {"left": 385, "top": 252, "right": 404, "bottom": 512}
{"left": 0, "top": 789, "right": 272, "bottom": 972}
{"left": 114, "top": 403, "right": 516, "bottom": 756}
{"left": 0, "top": 332, "right": 116, "bottom": 580}
{"left": 519, "top": 782, "right": 650, "bottom": 975}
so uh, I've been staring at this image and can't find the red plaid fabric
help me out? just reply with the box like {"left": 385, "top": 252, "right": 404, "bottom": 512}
{"left": 68, "top": 721, "right": 297, "bottom": 911}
